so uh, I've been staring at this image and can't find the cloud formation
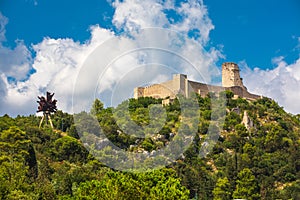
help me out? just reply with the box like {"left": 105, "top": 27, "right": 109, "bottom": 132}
{"left": 241, "top": 53, "right": 300, "bottom": 114}
{"left": 1, "top": 1, "right": 300, "bottom": 116}
{"left": 0, "top": 0, "right": 222, "bottom": 116}
{"left": 1, "top": 25, "right": 114, "bottom": 116}
{"left": 0, "top": 13, "right": 32, "bottom": 82}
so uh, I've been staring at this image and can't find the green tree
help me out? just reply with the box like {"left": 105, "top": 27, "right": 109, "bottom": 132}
{"left": 0, "top": 114, "right": 15, "bottom": 132}
{"left": 0, "top": 157, "right": 31, "bottom": 199}
{"left": 233, "top": 168, "right": 260, "bottom": 200}
{"left": 149, "top": 176, "right": 189, "bottom": 200}
{"left": 54, "top": 136, "right": 89, "bottom": 163}
{"left": 90, "top": 99, "right": 104, "bottom": 116}
{"left": 213, "top": 177, "right": 232, "bottom": 200}
{"left": 52, "top": 161, "right": 99, "bottom": 197}
{"left": 223, "top": 111, "right": 241, "bottom": 131}
{"left": 71, "top": 169, "right": 189, "bottom": 200}
{"left": 0, "top": 126, "right": 37, "bottom": 177}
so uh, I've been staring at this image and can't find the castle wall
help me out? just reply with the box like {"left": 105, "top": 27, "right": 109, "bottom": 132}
{"left": 142, "top": 84, "right": 173, "bottom": 99}
{"left": 226, "top": 86, "right": 261, "bottom": 100}
{"left": 134, "top": 74, "right": 187, "bottom": 99}
{"left": 134, "top": 62, "right": 261, "bottom": 101}
{"left": 187, "top": 81, "right": 225, "bottom": 97}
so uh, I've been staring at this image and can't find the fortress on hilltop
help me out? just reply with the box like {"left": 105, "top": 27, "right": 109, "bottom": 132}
{"left": 134, "top": 62, "right": 261, "bottom": 102}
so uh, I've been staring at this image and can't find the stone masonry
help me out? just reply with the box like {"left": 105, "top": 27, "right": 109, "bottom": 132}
{"left": 134, "top": 62, "right": 261, "bottom": 101}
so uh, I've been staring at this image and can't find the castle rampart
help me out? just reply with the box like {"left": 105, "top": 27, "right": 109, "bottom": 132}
{"left": 134, "top": 62, "right": 261, "bottom": 101}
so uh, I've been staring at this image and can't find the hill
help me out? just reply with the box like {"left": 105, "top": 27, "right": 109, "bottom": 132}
{"left": 0, "top": 92, "right": 299, "bottom": 199}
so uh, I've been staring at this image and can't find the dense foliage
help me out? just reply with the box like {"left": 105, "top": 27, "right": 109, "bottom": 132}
{"left": 0, "top": 93, "right": 299, "bottom": 199}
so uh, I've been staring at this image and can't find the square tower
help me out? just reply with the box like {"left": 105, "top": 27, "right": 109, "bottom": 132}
{"left": 172, "top": 74, "right": 188, "bottom": 96}
{"left": 222, "top": 62, "right": 245, "bottom": 88}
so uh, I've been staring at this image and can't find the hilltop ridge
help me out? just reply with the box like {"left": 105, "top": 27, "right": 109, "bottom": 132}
{"left": 0, "top": 94, "right": 299, "bottom": 199}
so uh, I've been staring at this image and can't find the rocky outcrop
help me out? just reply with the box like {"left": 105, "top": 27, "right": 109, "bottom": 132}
{"left": 242, "top": 110, "right": 254, "bottom": 130}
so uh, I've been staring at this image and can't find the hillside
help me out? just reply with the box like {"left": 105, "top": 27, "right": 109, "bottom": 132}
{"left": 0, "top": 92, "right": 299, "bottom": 199}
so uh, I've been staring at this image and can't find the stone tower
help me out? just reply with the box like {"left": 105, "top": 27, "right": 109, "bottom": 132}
{"left": 222, "top": 62, "right": 245, "bottom": 89}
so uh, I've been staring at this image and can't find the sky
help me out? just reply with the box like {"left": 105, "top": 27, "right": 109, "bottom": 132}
{"left": 0, "top": 0, "right": 300, "bottom": 116}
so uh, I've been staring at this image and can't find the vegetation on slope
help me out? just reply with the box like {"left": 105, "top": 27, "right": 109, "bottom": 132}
{"left": 0, "top": 92, "right": 299, "bottom": 199}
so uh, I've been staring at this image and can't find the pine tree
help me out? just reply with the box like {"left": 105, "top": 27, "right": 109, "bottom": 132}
{"left": 233, "top": 168, "right": 260, "bottom": 200}
{"left": 213, "top": 177, "right": 232, "bottom": 200}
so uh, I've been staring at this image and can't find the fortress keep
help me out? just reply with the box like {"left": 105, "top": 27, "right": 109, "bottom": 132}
{"left": 134, "top": 62, "right": 261, "bottom": 101}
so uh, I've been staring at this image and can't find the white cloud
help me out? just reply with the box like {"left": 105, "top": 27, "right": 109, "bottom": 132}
{"left": 171, "top": 0, "right": 214, "bottom": 44}
{"left": 0, "top": 12, "right": 35, "bottom": 115}
{"left": 1, "top": 1, "right": 300, "bottom": 117}
{"left": 113, "top": 0, "right": 169, "bottom": 32}
{"left": 0, "top": 13, "right": 32, "bottom": 82}
{"left": 0, "top": 40, "right": 32, "bottom": 81}
{"left": 112, "top": 0, "right": 214, "bottom": 44}
{"left": 0, "top": 0, "right": 221, "bottom": 116}
{"left": 241, "top": 55, "right": 300, "bottom": 114}
{"left": 0, "top": 25, "right": 114, "bottom": 116}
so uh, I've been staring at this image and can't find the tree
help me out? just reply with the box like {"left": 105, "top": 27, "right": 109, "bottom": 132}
{"left": 0, "top": 126, "right": 37, "bottom": 178}
{"left": 149, "top": 176, "right": 189, "bottom": 200}
{"left": 51, "top": 161, "right": 98, "bottom": 197}
{"left": 233, "top": 168, "right": 260, "bottom": 200}
{"left": 90, "top": 99, "right": 104, "bottom": 116}
{"left": 223, "top": 111, "right": 241, "bottom": 131}
{"left": 71, "top": 169, "right": 189, "bottom": 200}
{"left": 213, "top": 177, "right": 232, "bottom": 200}
{"left": 54, "top": 136, "right": 89, "bottom": 163}
{"left": 0, "top": 157, "right": 31, "bottom": 199}
{"left": 0, "top": 126, "right": 39, "bottom": 198}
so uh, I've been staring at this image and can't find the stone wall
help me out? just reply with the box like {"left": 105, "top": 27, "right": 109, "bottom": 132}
{"left": 187, "top": 81, "right": 225, "bottom": 97}
{"left": 134, "top": 62, "right": 261, "bottom": 101}
{"left": 134, "top": 74, "right": 187, "bottom": 99}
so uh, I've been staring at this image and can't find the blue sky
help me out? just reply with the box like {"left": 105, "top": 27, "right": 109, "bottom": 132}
{"left": 1, "top": 0, "right": 299, "bottom": 68}
{"left": 206, "top": 0, "right": 300, "bottom": 69}
{"left": 0, "top": 0, "right": 300, "bottom": 115}
{"left": 0, "top": 0, "right": 114, "bottom": 47}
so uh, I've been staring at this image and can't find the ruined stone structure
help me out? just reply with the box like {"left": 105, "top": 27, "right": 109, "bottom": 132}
{"left": 134, "top": 62, "right": 261, "bottom": 101}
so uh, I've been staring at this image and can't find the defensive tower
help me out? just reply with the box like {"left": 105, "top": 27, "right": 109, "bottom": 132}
{"left": 222, "top": 62, "right": 245, "bottom": 89}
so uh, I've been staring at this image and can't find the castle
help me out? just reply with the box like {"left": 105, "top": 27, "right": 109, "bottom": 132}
{"left": 134, "top": 62, "right": 261, "bottom": 102}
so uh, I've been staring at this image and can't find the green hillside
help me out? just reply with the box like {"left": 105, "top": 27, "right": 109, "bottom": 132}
{"left": 0, "top": 92, "right": 299, "bottom": 199}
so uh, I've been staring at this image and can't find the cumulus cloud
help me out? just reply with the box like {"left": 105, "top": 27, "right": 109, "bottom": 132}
{"left": 112, "top": 0, "right": 214, "bottom": 44}
{"left": 0, "top": 12, "right": 35, "bottom": 115}
{"left": 1, "top": 24, "right": 114, "bottom": 116}
{"left": 0, "top": 41, "right": 32, "bottom": 81}
{"left": 1, "top": 0, "right": 221, "bottom": 116}
{"left": 1, "top": 1, "right": 300, "bottom": 116}
{"left": 171, "top": 0, "right": 214, "bottom": 44}
{"left": 112, "top": 0, "right": 169, "bottom": 32}
{"left": 0, "top": 13, "right": 32, "bottom": 82}
{"left": 241, "top": 54, "right": 300, "bottom": 114}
